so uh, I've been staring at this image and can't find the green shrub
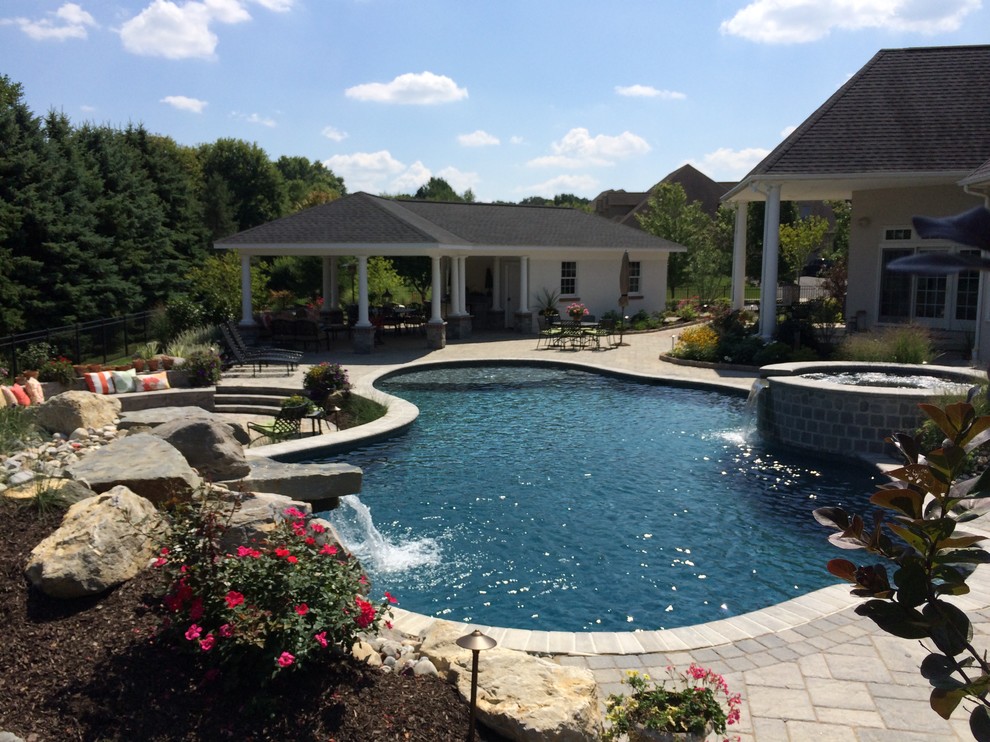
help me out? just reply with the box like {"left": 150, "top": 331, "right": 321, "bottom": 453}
{"left": 718, "top": 335, "right": 765, "bottom": 365}
{"left": 752, "top": 341, "right": 792, "bottom": 366}
{"left": 838, "top": 325, "right": 934, "bottom": 364}
{"left": 17, "top": 342, "right": 56, "bottom": 371}
{"left": 339, "top": 394, "right": 387, "bottom": 429}
{"left": 183, "top": 350, "right": 222, "bottom": 387}
{"left": 670, "top": 325, "right": 719, "bottom": 362}
{"left": 37, "top": 356, "right": 75, "bottom": 385}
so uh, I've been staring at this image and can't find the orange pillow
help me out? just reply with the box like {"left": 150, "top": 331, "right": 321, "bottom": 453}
{"left": 84, "top": 371, "right": 115, "bottom": 394}
{"left": 140, "top": 372, "right": 170, "bottom": 392}
{"left": 10, "top": 383, "right": 31, "bottom": 406}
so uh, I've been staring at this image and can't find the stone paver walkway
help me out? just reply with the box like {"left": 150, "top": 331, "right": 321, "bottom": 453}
{"left": 227, "top": 326, "right": 989, "bottom": 740}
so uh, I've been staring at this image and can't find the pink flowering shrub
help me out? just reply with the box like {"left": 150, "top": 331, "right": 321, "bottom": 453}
{"left": 603, "top": 664, "right": 741, "bottom": 740}
{"left": 154, "top": 495, "right": 394, "bottom": 683}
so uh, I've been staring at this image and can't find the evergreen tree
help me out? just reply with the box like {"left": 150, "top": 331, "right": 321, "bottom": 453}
{"left": 199, "top": 139, "right": 287, "bottom": 231}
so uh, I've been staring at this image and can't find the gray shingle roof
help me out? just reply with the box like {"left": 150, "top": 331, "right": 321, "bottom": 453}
{"left": 749, "top": 45, "right": 990, "bottom": 178}
{"left": 216, "top": 192, "right": 685, "bottom": 252}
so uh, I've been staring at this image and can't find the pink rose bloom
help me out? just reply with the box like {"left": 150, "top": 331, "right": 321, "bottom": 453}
{"left": 185, "top": 624, "right": 202, "bottom": 641}
{"left": 199, "top": 634, "right": 215, "bottom": 652}
{"left": 314, "top": 631, "right": 328, "bottom": 647}
{"left": 320, "top": 543, "right": 338, "bottom": 556}
{"left": 287, "top": 555, "right": 298, "bottom": 564}
{"left": 277, "top": 652, "right": 295, "bottom": 668}
{"left": 310, "top": 523, "right": 326, "bottom": 534}
{"left": 284, "top": 507, "right": 306, "bottom": 519}
{"left": 295, "top": 603, "right": 308, "bottom": 616}
{"left": 275, "top": 546, "right": 291, "bottom": 559}
{"left": 384, "top": 591, "right": 398, "bottom": 604}
{"left": 219, "top": 623, "right": 234, "bottom": 638}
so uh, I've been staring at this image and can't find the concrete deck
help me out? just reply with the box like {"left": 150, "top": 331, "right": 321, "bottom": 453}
{"left": 222, "top": 326, "right": 990, "bottom": 740}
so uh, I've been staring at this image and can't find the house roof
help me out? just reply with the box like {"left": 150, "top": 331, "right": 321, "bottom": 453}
{"left": 216, "top": 192, "right": 686, "bottom": 255}
{"left": 593, "top": 164, "right": 734, "bottom": 228}
{"left": 961, "top": 157, "right": 990, "bottom": 188}
{"left": 726, "top": 45, "right": 990, "bottom": 202}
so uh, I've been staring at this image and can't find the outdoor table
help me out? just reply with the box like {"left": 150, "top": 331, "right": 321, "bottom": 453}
{"left": 304, "top": 409, "right": 326, "bottom": 435}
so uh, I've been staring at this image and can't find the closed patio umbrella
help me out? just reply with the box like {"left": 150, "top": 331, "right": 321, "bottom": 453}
{"left": 617, "top": 251, "right": 630, "bottom": 345}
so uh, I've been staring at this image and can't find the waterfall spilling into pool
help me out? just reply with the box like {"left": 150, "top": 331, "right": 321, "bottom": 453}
{"left": 318, "top": 364, "right": 881, "bottom": 632}
{"left": 330, "top": 495, "right": 441, "bottom": 574}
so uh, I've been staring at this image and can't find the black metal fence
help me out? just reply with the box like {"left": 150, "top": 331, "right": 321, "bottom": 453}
{"left": 0, "top": 311, "right": 155, "bottom": 376}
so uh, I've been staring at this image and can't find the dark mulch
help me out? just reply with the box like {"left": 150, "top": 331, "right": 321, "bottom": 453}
{"left": 0, "top": 500, "right": 502, "bottom": 741}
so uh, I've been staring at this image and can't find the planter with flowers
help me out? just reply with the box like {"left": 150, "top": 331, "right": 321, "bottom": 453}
{"left": 604, "top": 665, "right": 741, "bottom": 742}
{"left": 303, "top": 362, "right": 350, "bottom": 409}
{"left": 566, "top": 302, "right": 589, "bottom": 321}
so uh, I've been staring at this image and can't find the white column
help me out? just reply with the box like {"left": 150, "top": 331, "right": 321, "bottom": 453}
{"left": 239, "top": 252, "right": 254, "bottom": 325}
{"left": 450, "top": 255, "right": 462, "bottom": 315}
{"left": 458, "top": 256, "right": 468, "bottom": 315}
{"left": 491, "top": 257, "right": 502, "bottom": 310}
{"left": 759, "top": 184, "right": 782, "bottom": 339}
{"left": 731, "top": 204, "right": 748, "bottom": 311}
{"left": 430, "top": 255, "right": 443, "bottom": 323}
{"left": 357, "top": 255, "right": 371, "bottom": 327}
{"left": 519, "top": 256, "right": 530, "bottom": 312}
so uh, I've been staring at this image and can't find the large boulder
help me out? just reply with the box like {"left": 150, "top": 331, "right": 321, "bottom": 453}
{"left": 119, "top": 406, "right": 249, "bottom": 445}
{"left": 232, "top": 457, "right": 362, "bottom": 510}
{"left": 420, "top": 622, "right": 601, "bottom": 742}
{"left": 33, "top": 391, "right": 121, "bottom": 436}
{"left": 151, "top": 418, "right": 250, "bottom": 481}
{"left": 24, "top": 485, "right": 162, "bottom": 598}
{"left": 66, "top": 433, "right": 202, "bottom": 505}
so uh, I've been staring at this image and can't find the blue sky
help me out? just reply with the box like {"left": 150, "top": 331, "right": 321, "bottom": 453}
{"left": 2, "top": 1, "right": 987, "bottom": 202}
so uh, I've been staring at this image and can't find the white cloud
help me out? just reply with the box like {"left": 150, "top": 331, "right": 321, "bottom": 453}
{"left": 323, "top": 150, "right": 407, "bottom": 193}
{"left": 509, "top": 135, "right": 525, "bottom": 145}
{"left": 321, "top": 125, "right": 348, "bottom": 142}
{"left": 720, "top": 0, "right": 980, "bottom": 44}
{"left": 691, "top": 147, "right": 771, "bottom": 179}
{"left": 161, "top": 94, "right": 207, "bottom": 112}
{"left": 615, "top": 84, "right": 686, "bottom": 100}
{"left": 245, "top": 112, "right": 276, "bottom": 127}
{"left": 436, "top": 166, "right": 480, "bottom": 193}
{"left": 345, "top": 72, "right": 468, "bottom": 105}
{"left": 250, "top": 0, "right": 294, "bottom": 10}
{"left": 528, "top": 127, "right": 650, "bottom": 168}
{"left": 458, "top": 130, "right": 499, "bottom": 147}
{"left": 119, "top": 0, "right": 252, "bottom": 59}
{"left": 517, "top": 174, "right": 600, "bottom": 198}
{"left": 389, "top": 161, "right": 432, "bottom": 193}
{"left": 4, "top": 2, "right": 97, "bottom": 41}
{"left": 780, "top": 124, "right": 797, "bottom": 138}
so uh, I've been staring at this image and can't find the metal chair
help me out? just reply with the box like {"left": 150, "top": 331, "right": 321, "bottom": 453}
{"left": 247, "top": 404, "right": 308, "bottom": 444}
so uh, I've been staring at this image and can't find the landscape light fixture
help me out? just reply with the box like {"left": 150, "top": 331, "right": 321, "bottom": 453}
{"left": 455, "top": 629, "right": 497, "bottom": 742}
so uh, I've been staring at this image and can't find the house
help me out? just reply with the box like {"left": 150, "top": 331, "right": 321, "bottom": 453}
{"left": 594, "top": 163, "right": 734, "bottom": 226}
{"left": 215, "top": 192, "right": 685, "bottom": 352}
{"left": 723, "top": 44, "right": 990, "bottom": 359}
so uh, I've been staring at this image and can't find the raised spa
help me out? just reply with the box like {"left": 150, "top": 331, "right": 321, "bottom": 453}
{"left": 754, "top": 361, "right": 983, "bottom": 457}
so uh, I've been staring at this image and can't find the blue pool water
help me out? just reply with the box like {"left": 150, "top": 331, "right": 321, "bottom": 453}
{"left": 320, "top": 365, "right": 877, "bottom": 632}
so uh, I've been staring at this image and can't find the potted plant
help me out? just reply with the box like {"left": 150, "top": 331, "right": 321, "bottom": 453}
{"left": 303, "top": 362, "right": 350, "bottom": 405}
{"left": 603, "top": 666, "right": 741, "bottom": 742}
{"left": 566, "top": 302, "right": 589, "bottom": 321}
{"left": 534, "top": 287, "right": 561, "bottom": 318}
{"left": 37, "top": 357, "right": 75, "bottom": 386}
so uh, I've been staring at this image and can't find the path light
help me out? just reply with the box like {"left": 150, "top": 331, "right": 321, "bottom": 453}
{"left": 456, "top": 629, "right": 497, "bottom": 741}
{"left": 671, "top": 334, "right": 678, "bottom": 350}
{"left": 382, "top": 288, "right": 392, "bottom": 305}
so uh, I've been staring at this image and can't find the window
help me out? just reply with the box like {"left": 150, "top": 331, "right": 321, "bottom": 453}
{"left": 878, "top": 242, "right": 979, "bottom": 328}
{"left": 629, "top": 261, "right": 641, "bottom": 293}
{"left": 561, "top": 261, "right": 576, "bottom": 295}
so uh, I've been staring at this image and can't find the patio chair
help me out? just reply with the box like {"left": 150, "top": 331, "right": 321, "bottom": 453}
{"left": 247, "top": 404, "right": 308, "bottom": 444}
{"left": 586, "top": 318, "right": 616, "bottom": 350}
{"left": 536, "top": 314, "right": 562, "bottom": 349}
{"left": 224, "top": 322, "right": 303, "bottom": 362}
{"left": 219, "top": 325, "right": 300, "bottom": 376}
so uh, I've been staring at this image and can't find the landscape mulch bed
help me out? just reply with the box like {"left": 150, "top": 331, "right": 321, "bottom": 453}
{"left": 0, "top": 500, "right": 503, "bottom": 741}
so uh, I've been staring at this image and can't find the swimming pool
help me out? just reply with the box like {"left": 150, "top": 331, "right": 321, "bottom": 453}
{"left": 320, "top": 365, "right": 877, "bottom": 632}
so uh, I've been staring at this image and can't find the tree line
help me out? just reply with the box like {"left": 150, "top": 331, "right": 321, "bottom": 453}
{"left": 0, "top": 75, "right": 344, "bottom": 337}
